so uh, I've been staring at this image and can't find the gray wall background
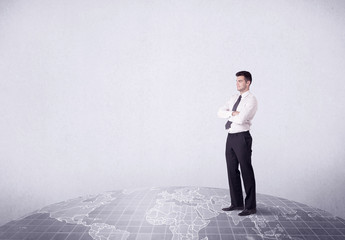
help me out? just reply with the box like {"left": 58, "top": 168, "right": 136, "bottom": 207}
{"left": 1, "top": 0, "right": 345, "bottom": 225}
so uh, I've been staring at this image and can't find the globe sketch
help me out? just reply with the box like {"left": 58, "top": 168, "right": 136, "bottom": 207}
{"left": 0, "top": 186, "right": 344, "bottom": 240}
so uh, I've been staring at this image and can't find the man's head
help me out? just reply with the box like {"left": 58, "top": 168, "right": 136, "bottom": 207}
{"left": 236, "top": 71, "right": 252, "bottom": 93}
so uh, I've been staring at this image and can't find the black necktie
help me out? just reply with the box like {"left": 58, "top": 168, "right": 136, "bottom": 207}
{"left": 225, "top": 95, "right": 242, "bottom": 129}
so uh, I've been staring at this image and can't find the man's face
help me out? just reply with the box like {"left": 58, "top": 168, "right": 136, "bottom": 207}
{"left": 236, "top": 76, "right": 250, "bottom": 92}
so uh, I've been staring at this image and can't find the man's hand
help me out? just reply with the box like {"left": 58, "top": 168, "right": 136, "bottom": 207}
{"left": 232, "top": 111, "right": 240, "bottom": 116}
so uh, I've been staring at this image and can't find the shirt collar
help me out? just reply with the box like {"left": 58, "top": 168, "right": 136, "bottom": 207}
{"left": 241, "top": 91, "right": 250, "bottom": 98}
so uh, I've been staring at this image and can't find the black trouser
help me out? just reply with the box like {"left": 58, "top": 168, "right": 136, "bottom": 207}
{"left": 225, "top": 131, "right": 256, "bottom": 210}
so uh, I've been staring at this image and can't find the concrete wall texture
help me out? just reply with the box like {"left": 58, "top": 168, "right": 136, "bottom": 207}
{"left": 1, "top": 0, "right": 345, "bottom": 225}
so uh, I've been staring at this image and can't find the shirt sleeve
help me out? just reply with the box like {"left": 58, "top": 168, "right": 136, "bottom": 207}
{"left": 229, "top": 96, "right": 258, "bottom": 124}
{"left": 217, "top": 95, "right": 236, "bottom": 119}
{"left": 217, "top": 103, "right": 232, "bottom": 119}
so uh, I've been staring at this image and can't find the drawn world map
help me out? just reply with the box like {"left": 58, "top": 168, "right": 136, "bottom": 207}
{"left": 0, "top": 187, "right": 344, "bottom": 240}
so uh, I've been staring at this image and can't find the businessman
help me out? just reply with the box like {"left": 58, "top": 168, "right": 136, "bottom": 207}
{"left": 217, "top": 71, "right": 258, "bottom": 216}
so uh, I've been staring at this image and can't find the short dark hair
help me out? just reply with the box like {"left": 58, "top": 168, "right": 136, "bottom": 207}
{"left": 236, "top": 71, "right": 252, "bottom": 84}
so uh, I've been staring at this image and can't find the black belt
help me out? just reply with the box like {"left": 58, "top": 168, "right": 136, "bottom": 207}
{"left": 228, "top": 130, "right": 250, "bottom": 135}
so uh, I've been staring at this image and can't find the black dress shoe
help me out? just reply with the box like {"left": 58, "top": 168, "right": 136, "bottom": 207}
{"left": 222, "top": 206, "right": 244, "bottom": 211}
{"left": 238, "top": 208, "right": 257, "bottom": 216}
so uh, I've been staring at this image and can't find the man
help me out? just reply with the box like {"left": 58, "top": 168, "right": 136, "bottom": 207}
{"left": 217, "top": 71, "right": 258, "bottom": 216}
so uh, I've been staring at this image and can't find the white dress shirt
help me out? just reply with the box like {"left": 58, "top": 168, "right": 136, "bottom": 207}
{"left": 217, "top": 91, "right": 258, "bottom": 133}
